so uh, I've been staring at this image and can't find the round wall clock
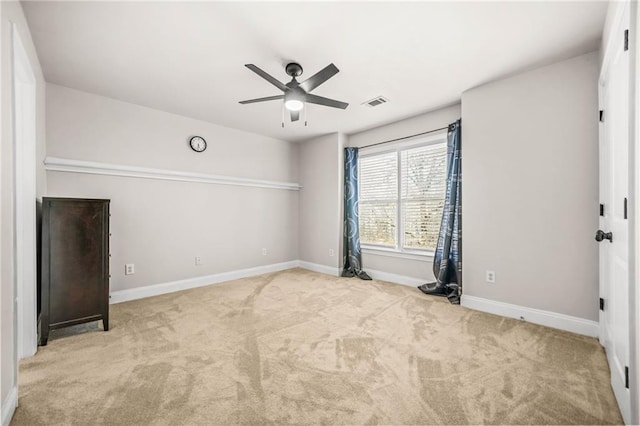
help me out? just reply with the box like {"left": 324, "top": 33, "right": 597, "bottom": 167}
{"left": 189, "top": 136, "right": 207, "bottom": 153}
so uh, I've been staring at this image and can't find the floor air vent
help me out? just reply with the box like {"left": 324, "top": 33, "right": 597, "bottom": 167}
{"left": 363, "top": 96, "right": 389, "bottom": 107}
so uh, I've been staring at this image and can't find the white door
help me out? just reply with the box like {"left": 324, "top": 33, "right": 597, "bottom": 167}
{"left": 598, "top": 3, "right": 630, "bottom": 423}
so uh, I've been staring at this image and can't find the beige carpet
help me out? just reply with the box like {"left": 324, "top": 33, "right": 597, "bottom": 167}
{"left": 13, "top": 268, "right": 622, "bottom": 425}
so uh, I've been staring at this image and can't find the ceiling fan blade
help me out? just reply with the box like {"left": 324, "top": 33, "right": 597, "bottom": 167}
{"left": 290, "top": 110, "right": 300, "bottom": 122}
{"left": 299, "top": 63, "right": 339, "bottom": 93}
{"left": 245, "top": 64, "right": 288, "bottom": 92}
{"left": 239, "top": 95, "right": 284, "bottom": 104}
{"left": 305, "top": 93, "right": 348, "bottom": 110}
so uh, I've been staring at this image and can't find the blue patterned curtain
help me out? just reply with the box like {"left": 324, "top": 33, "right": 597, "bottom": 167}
{"left": 342, "top": 148, "right": 371, "bottom": 280}
{"left": 418, "top": 120, "right": 462, "bottom": 304}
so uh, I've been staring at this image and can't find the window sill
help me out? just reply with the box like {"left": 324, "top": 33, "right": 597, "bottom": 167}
{"left": 362, "top": 246, "right": 434, "bottom": 261}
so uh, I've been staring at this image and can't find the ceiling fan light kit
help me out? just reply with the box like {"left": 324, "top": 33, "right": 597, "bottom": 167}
{"left": 284, "top": 91, "right": 305, "bottom": 112}
{"left": 284, "top": 100, "right": 304, "bottom": 112}
{"left": 239, "top": 62, "right": 348, "bottom": 127}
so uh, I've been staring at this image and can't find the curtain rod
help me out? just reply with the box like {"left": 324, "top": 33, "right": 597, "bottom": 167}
{"left": 359, "top": 126, "right": 449, "bottom": 149}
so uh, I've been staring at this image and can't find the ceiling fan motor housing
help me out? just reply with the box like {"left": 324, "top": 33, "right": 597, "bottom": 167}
{"left": 285, "top": 62, "right": 303, "bottom": 78}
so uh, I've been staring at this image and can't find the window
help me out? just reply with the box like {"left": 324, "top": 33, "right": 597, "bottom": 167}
{"left": 359, "top": 136, "right": 447, "bottom": 254}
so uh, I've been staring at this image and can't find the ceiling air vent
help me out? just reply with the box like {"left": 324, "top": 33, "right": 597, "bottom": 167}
{"left": 363, "top": 96, "right": 389, "bottom": 108}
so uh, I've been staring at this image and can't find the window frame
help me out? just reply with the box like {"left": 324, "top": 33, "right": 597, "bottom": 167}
{"left": 358, "top": 131, "right": 447, "bottom": 258}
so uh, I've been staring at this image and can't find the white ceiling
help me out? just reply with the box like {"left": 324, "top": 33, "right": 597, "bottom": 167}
{"left": 23, "top": 1, "right": 608, "bottom": 142}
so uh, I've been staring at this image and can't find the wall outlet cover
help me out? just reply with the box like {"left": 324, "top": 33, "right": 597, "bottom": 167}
{"left": 125, "top": 264, "right": 135, "bottom": 275}
{"left": 486, "top": 270, "right": 496, "bottom": 283}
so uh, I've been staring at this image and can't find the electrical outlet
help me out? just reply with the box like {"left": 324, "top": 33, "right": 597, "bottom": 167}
{"left": 195, "top": 256, "right": 202, "bottom": 266}
{"left": 262, "top": 248, "right": 267, "bottom": 256}
{"left": 329, "top": 249, "right": 334, "bottom": 257}
{"left": 125, "top": 264, "right": 135, "bottom": 275}
{"left": 486, "top": 270, "right": 496, "bottom": 283}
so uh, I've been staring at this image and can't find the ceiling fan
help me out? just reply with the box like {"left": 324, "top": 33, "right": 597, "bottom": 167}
{"left": 239, "top": 62, "right": 348, "bottom": 124}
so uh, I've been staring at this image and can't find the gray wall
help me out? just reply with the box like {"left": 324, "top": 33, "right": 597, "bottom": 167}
{"left": 461, "top": 51, "right": 599, "bottom": 320}
{"left": 297, "top": 132, "right": 343, "bottom": 271}
{"left": 347, "top": 104, "right": 461, "bottom": 280}
{"left": 1, "top": 0, "right": 47, "bottom": 411}
{"left": 46, "top": 84, "right": 299, "bottom": 293}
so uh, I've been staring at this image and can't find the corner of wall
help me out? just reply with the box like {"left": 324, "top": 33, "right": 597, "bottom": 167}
{"left": 1, "top": 386, "right": 17, "bottom": 426}
{"left": 337, "top": 133, "right": 346, "bottom": 270}
{"left": 297, "top": 132, "right": 342, "bottom": 269}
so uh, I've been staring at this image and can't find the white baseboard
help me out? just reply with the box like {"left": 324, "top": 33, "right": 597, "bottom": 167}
{"left": 461, "top": 295, "right": 599, "bottom": 337}
{"left": 109, "top": 260, "right": 299, "bottom": 304}
{"left": 110, "top": 261, "right": 425, "bottom": 305}
{"left": 295, "top": 262, "right": 427, "bottom": 288}
{"left": 366, "top": 268, "right": 428, "bottom": 288}
{"left": 297, "top": 261, "right": 340, "bottom": 277}
{"left": 1, "top": 386, "right": 17, "bottom": 426}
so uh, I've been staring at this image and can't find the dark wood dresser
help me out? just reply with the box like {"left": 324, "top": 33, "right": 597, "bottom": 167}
{"left": 40, "top": 197, "right": 110, "bottom": 345}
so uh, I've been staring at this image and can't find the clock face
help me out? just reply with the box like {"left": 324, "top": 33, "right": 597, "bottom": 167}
{"left": 189, "top": 136, "right": 207, "bottom": 152}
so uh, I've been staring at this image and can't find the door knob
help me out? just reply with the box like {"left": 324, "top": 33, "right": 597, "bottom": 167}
{"left": 595, "top": 230, "right": 613, "bottom": 242}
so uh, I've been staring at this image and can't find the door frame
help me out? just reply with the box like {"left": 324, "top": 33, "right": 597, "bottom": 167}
{"left": 12, "top": 23, "right": 38, "bottom": 360}
{"left": 599, "top": 1, "right": 638, "bottom": 423}
{"left": 631, "top": 2, "right": 639, "bottom": 424}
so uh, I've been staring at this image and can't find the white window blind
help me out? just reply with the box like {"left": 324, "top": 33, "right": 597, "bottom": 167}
{"left": 359, "top": 152, "right": 397, "bottom": 247}
{"left": 401, "top": 144, "right": 447, "bottom": 250}
{"left": 359, "top": 139, "right": 447, "bottom": 253}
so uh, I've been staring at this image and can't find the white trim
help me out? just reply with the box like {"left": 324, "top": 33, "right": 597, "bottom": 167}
{"left": 633, "top": 2, "right": 640, "bottom": 422}
{"left": 1, "top": 387, "right": 17, "bottom": 426}
{"left": 362, "top": 246, "right": 433, "bottom": 261}
{"left": 44, "top": 157, "right": 302, "bottom": 191}
{"left": 13, "top": 23, "right": 38, "bottom": 360}
{"left": 366, "top": 268, "right": 428, "bottom": 287}
{"left": 109, "top": 261, "right": 299, "bottom": 303}
{"left": 461, "top": 295, "right": 599, "bottom": 338}
{"left": 295, "top": 261, "right": 429, "bottom": 288}
{"left": 297, "top": 261, "right": 340, "bottom": 277}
